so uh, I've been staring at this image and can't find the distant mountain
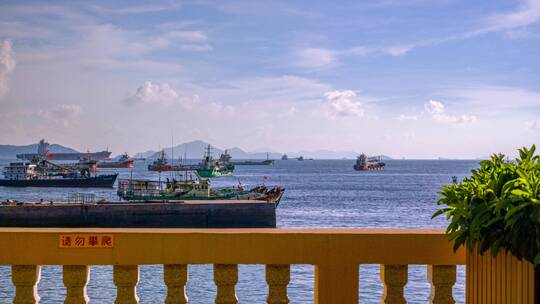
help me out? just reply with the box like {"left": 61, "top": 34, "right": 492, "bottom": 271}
{"left": 134, "top": 140, "right": 394, "bottom": 160}
{"left": 135, "top": 140, "right": 281, "bottom": 160}
{"left": 0, "top": 143, "right": 79, "bottom": 159}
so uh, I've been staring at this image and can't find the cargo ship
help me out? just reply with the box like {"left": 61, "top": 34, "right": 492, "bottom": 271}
{"left": 16, "top": 139, "right": 111, "bottom": 160}
{"left": 232, "top": 153, "right": 274, "bottom": 166}
{"left": 117, "top": 178, "right": 284, "bottom": 205}
{"left": 353, "top": 153, "right": 385, "bottom": 171}
{"left": 98, "top": 153, "right": 134, "bottom": 169}
{"left": 0, "top": 158, "right": 117, "bottom": 188}
{"left": 196, "top": 146, "right": 235, "bottom": 177}
{"left": 233, "top": 159, "right": 274, "bottom": 166}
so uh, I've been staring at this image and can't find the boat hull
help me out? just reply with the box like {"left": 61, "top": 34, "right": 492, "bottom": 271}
{"left": 16, "top": 151, "right": 111, "bottom": 160}
{"left": 0, "top": 174, "right": 118, "bottom": 188}
{"left": 196, "top": 168, "right": 234, "bottom": 177}
{"left": 232, "top": 160, "right": 274, "bottom": 166}
{"left": 353, "top": 165, "right": 385, "bottom": 171}
{"left": 98, "top": 161, "right": 134, "bottom": 169}
{"left": 0, "top": 201, "right": 276, "bottom": 228}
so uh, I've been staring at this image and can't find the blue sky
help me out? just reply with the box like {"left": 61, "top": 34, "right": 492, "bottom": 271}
{"left": 0, "top": 0, "right": 539, "bottom": 158}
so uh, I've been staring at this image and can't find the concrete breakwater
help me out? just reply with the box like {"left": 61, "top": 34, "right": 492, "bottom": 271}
{"left": 0, "top": 200, "right": 276, "bottom": 228}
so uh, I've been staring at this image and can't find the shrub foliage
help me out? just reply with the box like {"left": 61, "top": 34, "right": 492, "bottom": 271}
{"left": 434, "top": 145, "right": 540, "bottom": 264}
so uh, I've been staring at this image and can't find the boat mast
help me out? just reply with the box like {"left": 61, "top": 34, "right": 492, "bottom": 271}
{"left": 171, "top": 129, "right": 174, "bottom": 179}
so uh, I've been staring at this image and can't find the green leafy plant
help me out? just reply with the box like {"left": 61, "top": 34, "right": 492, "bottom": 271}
{"left": 433, "top": 145, "right": 540, "bottom": 264}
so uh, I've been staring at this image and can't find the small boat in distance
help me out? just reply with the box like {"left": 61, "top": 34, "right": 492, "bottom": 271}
{"left": 353, "top": 153, "right": 385, "bottom": 171}
{"left": 281, "top": 154, "right": 288, "bottom": 160}
{"left": 297, "top": 156, "right": 304, "bottom": 161}
{"left": 98, "top": 153, "right": 134, "bottom": 169}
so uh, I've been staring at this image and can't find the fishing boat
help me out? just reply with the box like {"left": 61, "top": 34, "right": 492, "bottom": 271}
{"left": 0, "top": 158, "right": 117, "bottom": 188}
{"left": 148, "top": 151, "right": 173, "bottom": 171}
{"left": 117, "top": 178, "right": 284, "bottom": 205}
{"left": 98, "top": 153, "right": 134, "bottom": 169}
{"left": 281, "top": 154, "right": 288, "bottom": 160}
{"left": 196, "top": 145, "right": 234, "bottom": 177}
{"left": 353, "top": 153, "right": 385, "bottom": 171}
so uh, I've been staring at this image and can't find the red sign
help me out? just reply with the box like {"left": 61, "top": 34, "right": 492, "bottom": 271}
{"left": 59, "top": 234, "right": 114, "bottom": 248}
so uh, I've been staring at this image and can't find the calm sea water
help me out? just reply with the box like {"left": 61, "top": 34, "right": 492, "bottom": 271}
{"left": 0, "top": 159, "right": 479, "bottom": 303}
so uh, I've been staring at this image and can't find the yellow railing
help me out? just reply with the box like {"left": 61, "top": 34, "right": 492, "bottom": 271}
{"left": 0, "top": 228, "right": 465, "bottom": 304}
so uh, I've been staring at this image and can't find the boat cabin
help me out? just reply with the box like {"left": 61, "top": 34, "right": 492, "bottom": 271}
{"left": 3, "top": 162, "right": 37, "bottom": 180}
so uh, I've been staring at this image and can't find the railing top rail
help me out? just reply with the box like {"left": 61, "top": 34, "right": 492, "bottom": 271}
{"left": 0, "top": 228, "right": 464, "bottom": 266}
{"left": 0, "top": 227, "right": 447, "bottom": 234}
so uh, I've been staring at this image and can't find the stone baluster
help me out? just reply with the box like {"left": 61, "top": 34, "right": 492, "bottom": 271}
{"left": 214, "top": 264, "right": 238, "bottom": 304}
{"left": 63, "top": 265, "right": 90, "bottom": 304}
{"left": 265, "top": 264, "right": 290, "bottom": 304}
{"left": 380, "top": 264, "right": 408, "bottom": 304}
{"left": 427, "top": 265, "right": 456, "bottom": 304}
{"left": 12, "top": 265, "right": 41, "bottom": 304}
{"left": 164, "top": 264, "right": 189, "bottom": 304}
{"left": 113, "top": 265, "right": 139, "bottom": 304}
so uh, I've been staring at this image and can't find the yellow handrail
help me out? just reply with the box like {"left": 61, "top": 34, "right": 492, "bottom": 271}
{"left": 0, "top": 228, "right": 464, "bottom": 265}
{"left": 0, "top": 228, "right": 465, "bottom": 304}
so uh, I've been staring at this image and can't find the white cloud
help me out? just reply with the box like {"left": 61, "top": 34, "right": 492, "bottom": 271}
{"left": 166, "top": 31, "right": 208, "bottom": 42}
{"left": 294, "top": 46, "right": 371, "bottom": 68}
{"left": 179, "top": 44, "right": 213, "bottom": 52}
{"left": 88, "top": 3, "right": 182, "bottom": 14}
{"left": 292, "top": 0, "right": 540, "bottom": 61}
{"left": 39, "top": 104, "right": 82, "bottom": 126}
{"left": 424, "top": 100, "right": 477, "bottom": 125}
{"left": 527, "top": 117, "right": 540, "bottom": 130}
{"left": 323, "top": 90, "right": 365, "bottom": 119}
{"left": 124, "top": 81, "right": 179, "bottom": 105}
{"left": 383, "top": 0, "right": 540, "bottom": 56}
{"left": 396, "top": 114, "right": 418, "bottom": 121}
{"left": 123, "top": 82, "right": 231, "bottom": 114}
{"left": 445, "top": 85, "right": 540, "bottom": 111}
{"left": 384, "top": 45, "right": 415, "bottom": 56}
{"left": 424, "top": 100, "right": 445, "bottom": 115}
{"left": 484, "top": 0, "right": 540, "bottom": 32}
{"left": 222, "top": 75, "right": 331, "bottom": 103}
{"left": 402, "top": 131, "right": 416, "bottom": 139}
{"left": 0, "top": 40, "right": 16, "bottom": 97}
{"left": 152, "top": 30, "right": 212, "bottom": 52}
{"left": 295, "top": 48, "right": 336, "bottom": 68}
